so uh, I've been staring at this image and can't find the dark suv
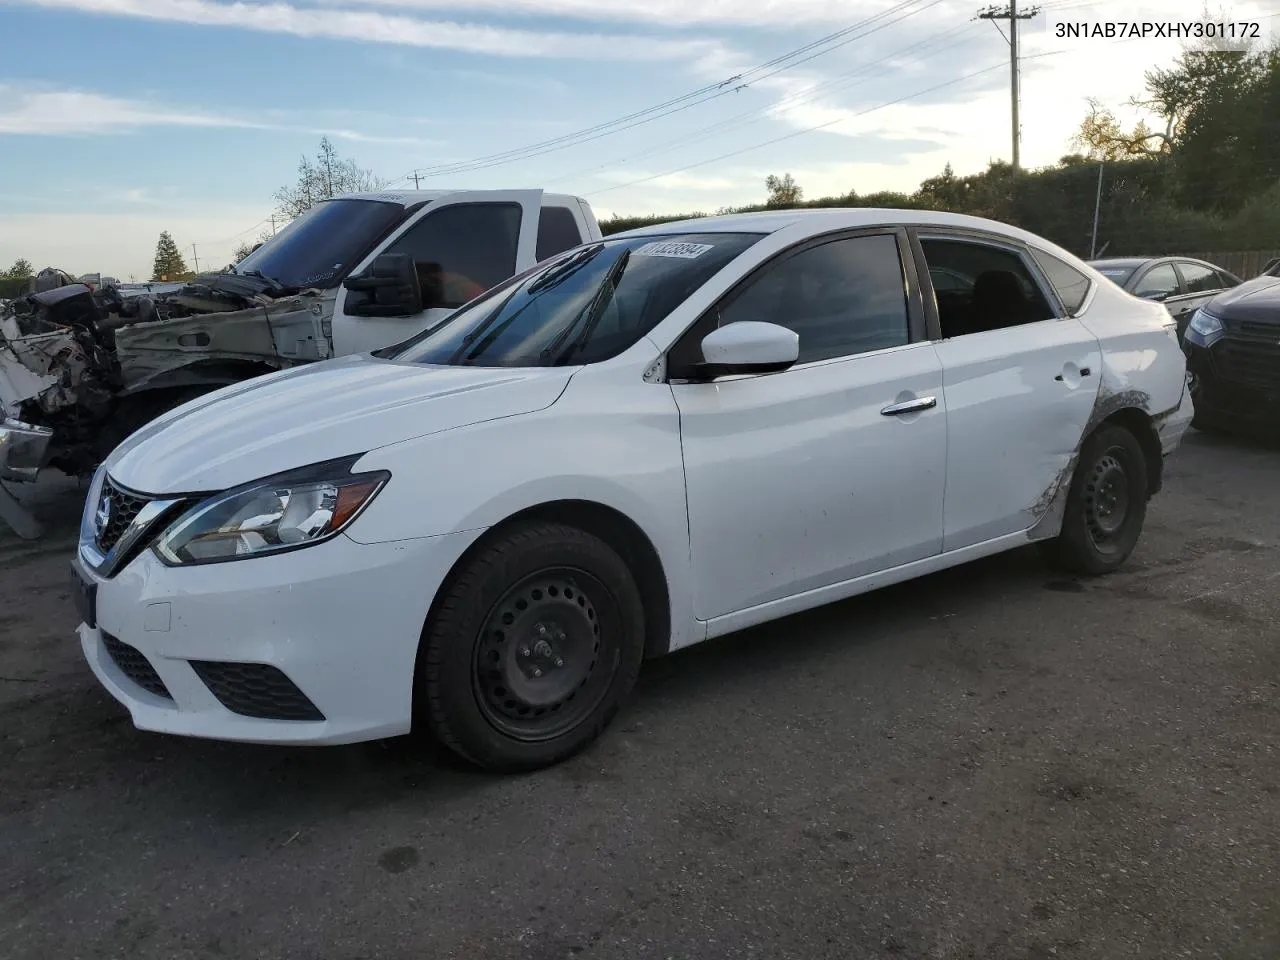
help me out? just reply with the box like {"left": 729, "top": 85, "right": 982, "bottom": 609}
{"left": 1183, "top": 259, "right": 1280, "bottom": 434}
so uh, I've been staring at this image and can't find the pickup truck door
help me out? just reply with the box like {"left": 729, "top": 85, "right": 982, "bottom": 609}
{"left": 332, "top": 190, "right": 543, "bottom": 356}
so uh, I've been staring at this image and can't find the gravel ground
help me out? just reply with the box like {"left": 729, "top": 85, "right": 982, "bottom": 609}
{"left": 1, "top": 429, "right": 1277, "bottom": 960}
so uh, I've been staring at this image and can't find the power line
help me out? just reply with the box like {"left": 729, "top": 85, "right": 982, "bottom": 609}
{"left": 586, "top": 60, "right": 1020, "bottom": 198}
{"left": 544, "top": 22, "right": 981, "bottom": 189}
{"left": 586, "top": 35, "right": 1173, "bottom": 203}
{"left": 386, "top": 0, "right": 948, "bottom": 185}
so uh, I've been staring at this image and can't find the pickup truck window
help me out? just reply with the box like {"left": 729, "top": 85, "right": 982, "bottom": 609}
{"left": 390, "top": 232, "right": 762, "bottom": 368}
{"left": 536, "top": 207, "right": 584, "bottom": 262}
{"left": 235, "top": 198, "right": 405, "bottom": 290}
{"left": 384, "top": 202, "right": 523, "bottom": 310}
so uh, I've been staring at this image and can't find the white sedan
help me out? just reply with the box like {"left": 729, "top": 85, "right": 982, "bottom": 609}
{"left": 72, "top": 209, "right": 1192, "bottom": 771}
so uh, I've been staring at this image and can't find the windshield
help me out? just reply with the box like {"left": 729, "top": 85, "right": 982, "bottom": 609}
{"left": 236, "top": 199, "right": 407, "bottom": 290}
{"left": 390, "top": 232, "right": 762, "bottom": 367}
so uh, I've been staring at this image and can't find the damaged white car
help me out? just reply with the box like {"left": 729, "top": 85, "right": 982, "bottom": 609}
{"left": 0, "top": 190, "right": 599, "bottom": 532}
{"left": 72, "top": 209, "right": 1191, "bottom": 772}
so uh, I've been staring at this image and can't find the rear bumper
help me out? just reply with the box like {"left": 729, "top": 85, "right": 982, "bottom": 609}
{"left": 1157, "top": 377, "right": 1195, "bottom": 455}
{"left": 0, "top": 417, "right": 53, "bottom": 481}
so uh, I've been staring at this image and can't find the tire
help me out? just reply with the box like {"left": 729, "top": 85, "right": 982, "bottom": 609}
{"left": 417, "top": 522, "right": 645, "bottom": 772}
{"left": 1041, "top": 424, "right": 1149, "bottom": 576}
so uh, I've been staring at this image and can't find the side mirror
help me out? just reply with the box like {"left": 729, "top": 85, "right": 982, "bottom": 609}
{"left": 691, "top": 321, "right": 799, "bottom": 381}
{"left": 342, "top": 253, "right": 423, "bottom": 317}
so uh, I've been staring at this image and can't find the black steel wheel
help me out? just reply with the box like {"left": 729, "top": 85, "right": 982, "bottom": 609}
{"left": 1041, "top": 424, "right": 1149, "bottom": 576}
{"left": 417, "top": 522, "right": 646, "bottom": 771}
{"left": 1081, "top": 448, "right": 1132, "bottom": 556}
{"left": 473, "top": 568, "right": 613, "bottom": 742}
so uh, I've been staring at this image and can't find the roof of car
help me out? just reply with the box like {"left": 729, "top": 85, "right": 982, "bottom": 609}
{"left": 1087, "top": 258, "right": 1153, "bottom": 268}
{"left": 334, "top": 190, "right": 586, "bottom": 205}
{"left": 613, "top": 208, "right": 1070, "bottom": 248}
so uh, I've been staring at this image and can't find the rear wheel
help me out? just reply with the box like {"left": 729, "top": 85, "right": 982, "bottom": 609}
{"left": 418, "top": 522, "right": 645, "bottom": 771}
{"left": 1041, "top": 424, "right": 1149, "bottom": 575}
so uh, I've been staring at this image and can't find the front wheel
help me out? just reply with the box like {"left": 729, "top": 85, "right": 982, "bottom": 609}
{"left": 417, "top": 522, "right": 645, "bottom": 771}
{"left": 1041, "top": 424, "right": 1149, "bottom": 575}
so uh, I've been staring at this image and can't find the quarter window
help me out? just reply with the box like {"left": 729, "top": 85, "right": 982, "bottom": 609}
{"left": 1132, "top": 263, "right": 1180, "bottom": 301}
{"left": 715, "top": 234, "right": 910, "bottom": 364}
{"left": 1031, "top": 248, "right": 1092, "bottom": 314}
{"left": 383, "top": 203, "right": 522, "bottom": 310}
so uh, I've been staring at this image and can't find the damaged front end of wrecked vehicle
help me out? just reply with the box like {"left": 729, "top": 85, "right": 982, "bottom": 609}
{"left": 0, "top": 272, "right": 335, "bottom": 481}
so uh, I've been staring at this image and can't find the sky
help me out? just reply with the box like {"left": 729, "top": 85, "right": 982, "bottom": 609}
{"left": 0, "top": 0, "right": 1276, "bottom": 279}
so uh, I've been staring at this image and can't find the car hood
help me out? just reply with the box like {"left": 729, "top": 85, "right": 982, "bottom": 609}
{"left": 1206, "top": 275, "right": 1280, "bottom": 324}
{"left": 105, "top": 354, "right": 574, "bottom": 494}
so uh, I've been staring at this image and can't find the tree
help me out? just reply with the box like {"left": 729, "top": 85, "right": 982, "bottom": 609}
{"left": 764, "top": 173, "right": 803, "bottom": 207}
{"left": 232, "top": 241, "right": 255, "bottom": 263}
{"left": 5, "top": 258, "right": 33, "bottom": 279}
{"left": 272, "top": 136, "right": 386, "bottom": 224}
{"left": 152, "top": 231, "right": 188, "bottom": 281}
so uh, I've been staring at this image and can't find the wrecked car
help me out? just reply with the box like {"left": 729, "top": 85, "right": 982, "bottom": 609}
{"left": 72, "top": 209, "right": 1191, "bottom": 772}
{"left": 0, "top": 189, "right": 600, "bottom": 511}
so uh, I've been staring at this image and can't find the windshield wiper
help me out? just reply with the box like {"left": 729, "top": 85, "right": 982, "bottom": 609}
{"left": 240, "top": 269, "right": 289, "bottom": 290}
{"left": 542, "top": 249, "right": 630, "bottom": 366}
{"left": 526, "top": 244, "right": 604, "bottom": 295}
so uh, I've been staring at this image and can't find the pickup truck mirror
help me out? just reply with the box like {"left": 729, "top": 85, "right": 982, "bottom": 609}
{"left": 342, "top": 253, "right": 423, "bottom": 317}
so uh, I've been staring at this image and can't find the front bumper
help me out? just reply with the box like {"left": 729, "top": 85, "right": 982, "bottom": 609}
{"left": 0, "top": 417, "right": 53, "bottom": 481}
{"left": 77, "top": 527, "right": 482, "bottom": 745}
{"left": 1185, "top": 342, "right": 1280, "bottom": 429}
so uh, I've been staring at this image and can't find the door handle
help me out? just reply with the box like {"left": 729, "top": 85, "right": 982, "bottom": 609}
{"left": 1055, "top": 367, "right": 1091, "bottom": 382}
{"left": 880, "top": 396, "right": 937, "bottom": 416}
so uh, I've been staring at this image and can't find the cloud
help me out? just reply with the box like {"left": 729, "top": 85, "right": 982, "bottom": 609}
{"left": 10, "top": 0, "right": 719, "bottom": 59}
{"left": 0, "top": 87, "right": 253, "bottom": 135}
{"left": 598, "top": 170, "right": 737, "bottom": 191}
{"left": 0, "top": 85, "right": 442, "bottom": 143}
{"left": 320, "top": 0, "right": 880, "bottom": 26}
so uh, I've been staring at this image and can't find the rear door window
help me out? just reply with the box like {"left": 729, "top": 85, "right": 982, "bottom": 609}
{"left": 536, "top": 206, "right": 584, "bottom": 262}
{"left": 1178, "top": 262, "right": 1223, "bottom": 294}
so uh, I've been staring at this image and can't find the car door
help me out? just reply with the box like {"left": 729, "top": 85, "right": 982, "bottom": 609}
{"left": 914, "top": 231, "right": 1102, "bottom": 552}
{"left": 332, "top": 190, "right": 543, "bottom": 356}
{"left": 668, "top": 229, "right": 947, "bottom": 622}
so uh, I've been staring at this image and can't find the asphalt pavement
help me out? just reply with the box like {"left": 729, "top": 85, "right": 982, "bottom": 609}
{"left": 1, "top": 429, "right": 1277, "bottom": 960}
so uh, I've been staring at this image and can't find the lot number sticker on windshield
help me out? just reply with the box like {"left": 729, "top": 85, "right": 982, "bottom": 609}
{"left": 634, "top": 241, "right": 715, "bottom": 260}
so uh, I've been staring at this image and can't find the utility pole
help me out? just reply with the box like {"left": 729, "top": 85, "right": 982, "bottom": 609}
{"left": 1090, "top": 161, "right": 1105, "bottom": 259}
{"left": 270, "top": 215, "right": 277, "bottom": 236}
{"left": 191, "top": 244, "right": 200, "bottom": 273}
{"left": 976, "top": 2, "right": 1039, "bottom": 171}
{"left": 410, "top": 172, "right": 423, "bottom": 189}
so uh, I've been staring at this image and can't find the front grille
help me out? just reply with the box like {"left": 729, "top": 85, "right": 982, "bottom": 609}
{"left": 1214, "top": 340, "right": 1280, "bottom": 387}
{"left": 102, "top": 632, "right": 172, "bottom": 699}
{"left": 95, "top": 478, "right": 151, "bottom": 554}
{"left": 189, "top": 661, "right": 325, "bottom": 721}
{"left": 1238, "top": 319, "right": 1280, "bottom": 338}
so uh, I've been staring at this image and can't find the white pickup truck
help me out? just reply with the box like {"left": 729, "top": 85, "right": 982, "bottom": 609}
{"left": 0, "top": 189, "right": 601, "bottom": 536}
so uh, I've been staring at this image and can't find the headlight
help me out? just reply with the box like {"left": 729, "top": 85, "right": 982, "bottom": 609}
{"left": 154, "top": 457, "right": 389, "bottom": 565}
{"left": 1184, "top": 308, "right": 1224, "bottom": 348}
